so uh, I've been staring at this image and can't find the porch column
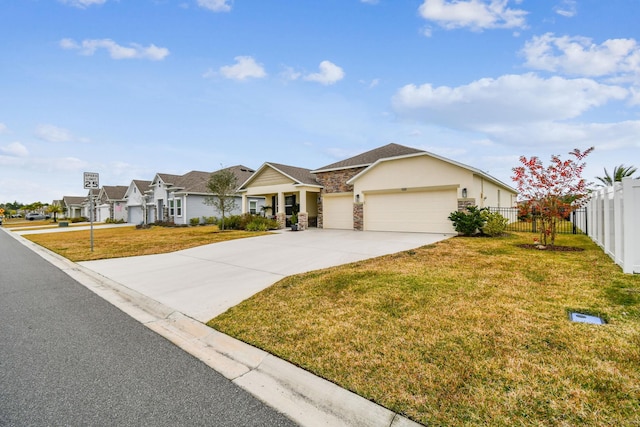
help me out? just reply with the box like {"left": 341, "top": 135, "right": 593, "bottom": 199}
{"left": 298, "top": 189, "right": 308, "bottom": 230}
{"left": 276, "top": 192, "right": 286, "bottom": 229}
{"left": 241, "top": 193, "right": 247, "bottom": 214}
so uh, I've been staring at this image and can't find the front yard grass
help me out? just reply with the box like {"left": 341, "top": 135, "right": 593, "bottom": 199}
{"left": 208, "top": 233, "right": 640, "bottom": 426}
{"left": 23, "top": 225, "right": 269, "bottom": 261}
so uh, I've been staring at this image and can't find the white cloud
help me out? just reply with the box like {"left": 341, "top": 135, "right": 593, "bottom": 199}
{"left": 361, "top": 0, "right": 379, "bottom": 4}
{"left": 197, "top": 0, "right": 232, "bottom": 12}
{"left": 418, "top": 0, "right": 527, "bottom": 31}
{"left": 218, "top": 56, "right": 267, "bottom": 80}
{"left": 0, "top": 123, "right": 7, "bottom": 133}
{"left": 60, "top": 38, "right": 170, "bottom": 61}
{"left": 522, "top": 33, "right": 640, "bottom": 78}
{"left": 392, "top": 73, "right": 627, "bottom": 129}
{"left": 280, "top": 66, "right": 302, "bottom": 81}
{"left": 0, "top": 142, "right": 29, "bottom": 157}
{"left": 59, "top": 0, "right": 106, "bottom": 8}
{"left": 34, "top": 124, "right": 75, "bottom": 143}
{"left": 554, "top": 0, "right": 577, "bottom": 17}
{"left": 304, "top": 61, "right": 345, "bottom": 85}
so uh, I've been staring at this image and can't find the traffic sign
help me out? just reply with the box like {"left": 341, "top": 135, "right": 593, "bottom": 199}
{"left": 84, "top": 172, "right": 99, "bottom": 189}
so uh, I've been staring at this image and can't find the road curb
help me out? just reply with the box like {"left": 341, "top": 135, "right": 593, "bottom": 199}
{"left": 2, "top": 228, "right": 424, "bottom": 427}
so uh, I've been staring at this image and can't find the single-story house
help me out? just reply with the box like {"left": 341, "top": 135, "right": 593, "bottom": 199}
{"left": 147, "top": 165, "right": 265, "bottom": 225}
{"left": 123, "top": 180, "right": 152, "bottom": 224}
{"left": 241, "top": 143, "right": 517, "bottom": 233}
{"left": 61, "top": 196, "right": 86, "bottom": 219}
{"left": 95, "top": 185, "right": 128, "bottom": 222}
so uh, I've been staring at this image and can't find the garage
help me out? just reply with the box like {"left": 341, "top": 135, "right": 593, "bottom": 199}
{"left": 322, "top": 193, "right": 354, "bottom": 230}
{"left": 128, "top": 206, "right": 143, "bottom": 224}
{"left": 364, "top": 189, "right": 457, "bottom": 233}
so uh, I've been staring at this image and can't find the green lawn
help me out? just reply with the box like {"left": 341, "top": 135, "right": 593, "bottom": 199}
{"left": 208, "top": 233, "right": 640, "bottom": 426}
{"left": 23, "top": 225, "right": 269, "bottom": 261}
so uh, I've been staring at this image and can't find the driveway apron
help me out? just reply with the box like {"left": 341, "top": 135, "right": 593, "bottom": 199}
{"left": 80, "top": 229, "right": 453, "bottom": 322}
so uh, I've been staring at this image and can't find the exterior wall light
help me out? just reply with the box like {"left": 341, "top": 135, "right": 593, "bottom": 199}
{"left": 462, "top": 188, "right": 468, "bottom": 198}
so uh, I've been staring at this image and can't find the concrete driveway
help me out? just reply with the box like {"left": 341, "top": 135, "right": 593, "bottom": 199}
{"left": 80, "top": 229, "right": 453, "bottom": 322}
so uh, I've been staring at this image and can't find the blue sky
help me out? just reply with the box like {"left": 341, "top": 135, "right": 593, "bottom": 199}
{"left": 1, "top": 0, "right": 639, "bottom": 203}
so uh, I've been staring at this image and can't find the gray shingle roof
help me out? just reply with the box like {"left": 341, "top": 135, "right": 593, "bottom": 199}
{"left": 312, "top": 143, "right": 425, "bottom": 172}
{"left": 62, "top": 196, "right": 86, "bottom": 205}
{"left": 267, "top": 163, "right": 319, "bottom": 186}
{"left": 102, "top": 185, "right": 128, "bottom": 200}
{"left": 132, "top": 180, "right": 151, "bottom": 191}
{"left": 169, "top": 165, "right": 256, "bottom": 193}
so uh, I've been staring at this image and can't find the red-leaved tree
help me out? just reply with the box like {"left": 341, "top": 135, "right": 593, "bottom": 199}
{"left": 512, "top": 147, "right": 594, "bottom": 247}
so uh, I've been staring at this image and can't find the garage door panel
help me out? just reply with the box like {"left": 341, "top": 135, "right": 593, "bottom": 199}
{"left": 364, "top": 190, "right": 456, "bottom": 233}
{"left": 323, "top": 195, "right": 353, "bottom": 230}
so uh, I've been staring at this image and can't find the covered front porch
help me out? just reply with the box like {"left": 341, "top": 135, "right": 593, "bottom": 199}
{"left": 239, "top": 162, "right": 321, "bottom": 230}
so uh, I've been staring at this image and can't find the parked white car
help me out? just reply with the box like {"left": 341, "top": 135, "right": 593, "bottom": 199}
{"left": 26, "top": 212, "right": 47, "bottom": 221}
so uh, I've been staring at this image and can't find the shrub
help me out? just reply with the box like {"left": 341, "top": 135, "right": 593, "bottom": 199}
{"left": 190, "top": 217, "right": 201, "bottom": 226}
{"left": 448, "top": 206, "right": 486, "bottom": 236}
{"left": 481, "top": 211, "right": 509, "bottom": 236}
{"left": 105, "top": 218, "right": 125, "bottom": 224}
{"left": 202, "top": 216, "right": 217, "bottom": 225}
{"left": 70, "top": 217, "right": 88, "bottom": 223}
{"left": 245, "top": 216, "right": 279, "bottom": 231}
{"left": 220, "top": 215, "right": 242, "bottom": 230}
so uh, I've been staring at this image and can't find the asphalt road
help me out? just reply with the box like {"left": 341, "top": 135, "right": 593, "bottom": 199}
{"left": 0, "top": 230, "right": 298, "bottom": 427}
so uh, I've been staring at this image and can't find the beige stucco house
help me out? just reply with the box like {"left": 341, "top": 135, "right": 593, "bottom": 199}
{"left": 241, "top": 143, "right": 517, "bottom": 234}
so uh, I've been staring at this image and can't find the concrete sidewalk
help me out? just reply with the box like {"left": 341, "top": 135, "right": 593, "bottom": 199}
{"left": 6, "top": 227, "right": 451, "bottom": 427}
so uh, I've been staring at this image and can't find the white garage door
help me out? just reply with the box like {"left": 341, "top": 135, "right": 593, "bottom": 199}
{"left": 322, "top": 194, "right": 353, "bottom": 230}
{"left": 128, "top": 206, "right": 143, "bottom": 224}
{"left": 364, "top": 189, "right": 457, "bottom": 233}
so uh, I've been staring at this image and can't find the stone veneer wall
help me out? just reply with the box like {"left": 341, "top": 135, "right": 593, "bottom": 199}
{"left": 297, "top": 211, "right": 308, "bottom": 230}
{"left": 353, "top": 203, "right": 363, "bottom": 231}
{"left": 315, "top": 167, "right": 366, "bottom": 229}
{"left": 315, "top": 167, "right": 365, "bottom": 193}
{"left": 458, "top": 199, "right": 476, "bottom": 211}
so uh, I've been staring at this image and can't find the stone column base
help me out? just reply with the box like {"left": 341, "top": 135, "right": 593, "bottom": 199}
{"left": 276, "top": 212, "right": 286, "bottom": 229}
{"left": 298, "top": 212, "right": 308, "bottom": 230}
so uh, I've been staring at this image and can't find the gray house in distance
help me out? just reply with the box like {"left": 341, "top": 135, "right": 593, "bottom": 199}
{"left": 147, "top": 165, "right": 265, "bottom": 225}
{"left": 124, "top": 179, "right": 152, "bottom": 224}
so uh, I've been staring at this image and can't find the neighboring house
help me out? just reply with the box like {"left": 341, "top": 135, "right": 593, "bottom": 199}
{"left": 148, "top": 165, "right": 264, "bottom": 225}
{"left": 123, "top": 180, "right": 152, "bottom": 224}
{"left": 238, "top": 163, "right": 322, "bottom": 230}
{"left": 61, "top": 196, "right": 86, "bottom": 218}
{"left": 81, "top": 189, "right": 100, "bottom": 220}
{"left": 241, "top": 143, "right": 517, "bottom": 233}
{"left": 95, "top": 185, "right": 128, "bottom": 222}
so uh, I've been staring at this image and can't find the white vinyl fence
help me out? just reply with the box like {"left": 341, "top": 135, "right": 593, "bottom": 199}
{"left": 586, "top": 177, "right": 640, "bottom": 274}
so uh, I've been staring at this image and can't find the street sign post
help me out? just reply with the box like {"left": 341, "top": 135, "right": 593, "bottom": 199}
{"left": 83, "top": 172, "right": 99, "bottom": 251}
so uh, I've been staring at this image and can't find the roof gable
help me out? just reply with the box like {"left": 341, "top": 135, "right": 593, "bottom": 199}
{"left": 346, "top": 150, "right": 517, "bottom": 193}
{"left": 240, "top": 162, "right": 318, "bottom": 189}
{"left": 100, "top": 185, "right": 128, "bottom": 200}
{"left": 62, "top": 196, "right": 86, "bottom": 206}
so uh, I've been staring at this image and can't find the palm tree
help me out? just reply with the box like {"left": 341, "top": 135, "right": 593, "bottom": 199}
{"left": 47, "top": 204, "right": 63, "bottom": 223}
{"left": 595, "top": 164, "right": 637, "bottom": 186}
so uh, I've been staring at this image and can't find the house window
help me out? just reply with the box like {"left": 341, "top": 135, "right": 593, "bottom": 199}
{"left": 169, "top": 199, "right": 182, "bottom": 217}
{"left": 249, "top": 200, "right": 257, "bottom": 215}
{"left": 285, "top": 195, "right": 296, "bottom": 215}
